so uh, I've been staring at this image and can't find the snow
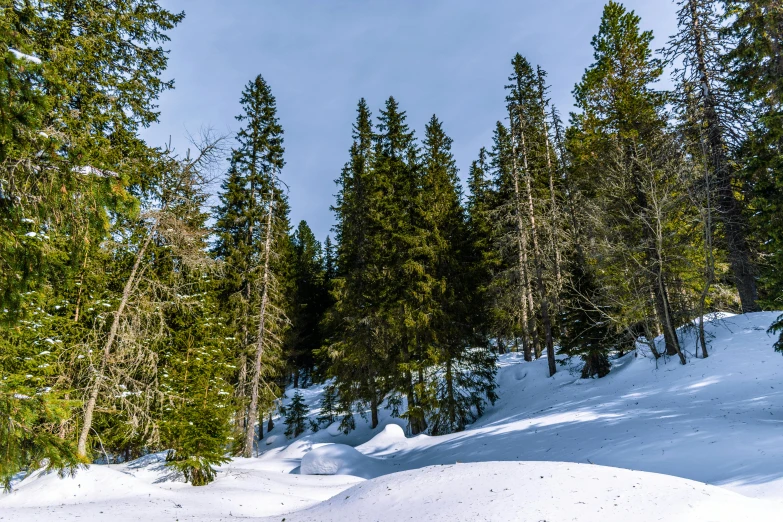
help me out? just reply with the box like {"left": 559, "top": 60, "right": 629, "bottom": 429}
{"left": 275, "top": 461, "right": 779, "bottom": 522}
{"left": 2, "top": 311, "right": 783, "bottom": 521}
{"left": 300, "top": 444, "right": 391, "bottom": 479}
{"left": 8, "top": 48, "right": 42, "bottom": 65}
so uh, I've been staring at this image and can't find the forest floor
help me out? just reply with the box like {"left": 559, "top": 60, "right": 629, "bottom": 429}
{"left": 2, "top": 312, "right": 783, "bottom": 521}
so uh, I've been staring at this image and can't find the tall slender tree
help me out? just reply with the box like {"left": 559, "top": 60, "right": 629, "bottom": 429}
{"left": 212, "top": 75, "right": 291, "bottom": 458}
{"left": 666, "top": 0, "right": 759, "bottom": 314}
{"left": 325, "top": 99, "right": 390, "bottom": 429}
{"left": 506, "top": 54, "right": 558, "bottom": 376}
{"left": 420, "top": 115, "right": 497, "bottom": 435}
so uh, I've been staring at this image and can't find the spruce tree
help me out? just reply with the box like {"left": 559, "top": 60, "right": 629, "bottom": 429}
{"left": 154, "top": 145, "right": 234, "bottom": 485}
{"left": 570, "top": 1, "right": 686, "bottom": 364}
{"left": 487, "top": 120, "right": 535, "bottom": 361}
{"left": 465, "top": 148, "right": 496, "bottom": 343}
{"left": 724, "top": 0, "right": 783, "bottom": 310}
{"left": 287, "top": 220, "right": 327, "bottom": 386}
{"left": 559, "top": 249, "right": 616, "bottom": 378}
{"left": 373, "top": 98, "right": 433, "bottom": 435}
{"left": 316, "top": 384, "right": 340, "bottom": 427}
{"left": 283, "top": 391, "right": 309, "bottom": 438}
{"left": 212, "top": 75, "right": 291, "bottom": 458}
{"left": 325, "top": 99, "right": 390, "bottom": 430}
{"left": 666, "top": 0, "right": 759, "bottom": 317}
{"left": 418, "top": 116, "right": 496, "bottom": 435}
{"left": 1, "top": 0, "right": 182, "bottom": 317}
{"left": 506, "top": 54, "right": 558, "bottom": 376}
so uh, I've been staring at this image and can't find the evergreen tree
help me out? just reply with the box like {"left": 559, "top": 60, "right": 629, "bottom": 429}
{"left": 287, "top": 220, "right": 328, "bottom": 386}
{"left": 2, "top": 0, "right": 182, "bottom": 480}
{"left": 373, "top": 97, "right": 432, "bottom": 435}
{"left": 465, "top": 148, "right": 496, "bottom": 343}
{"left": 324, "top": 235, "right": 336, "bottom": 283}
{"left": 325, "top": 99, "right": 390, "bottom": 430}
{"left": 212, "top": 75, "right": 291, "bottom": 458}
{"left": 1, "top": 0, "right": 182, "bottom": 316}
{"left": 283, "top": 391, "right": 309, "bottom": 438}
{"left": 419, "top": 115, "right": 496, "bottom": 435}
{"left": 316, "top": 384, "right": 339, "bottom": 427}
{"left": 570, "top": 1, "right": 687, "bottom": 364}
{"left": 506, "top": 54, "right": 558, "bottom": 376}
{"left": 76, "top": 137, "right": 225, "bottom": 461}
{"left": 724, "top": 0, "right": 783, "bottom": 310}
{"left": 487, "top": 120, "right": 535, "bottom": 361}
{"left": 559, "top": 249, "right": 616, "bottom": 378}
{"left": 666, "top": 0, "right": 759, "bottom": 318}
{"left": 155, "top": 145, "right": 234, "bottom": 486}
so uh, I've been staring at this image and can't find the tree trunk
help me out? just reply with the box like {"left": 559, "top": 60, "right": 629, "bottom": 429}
{"left": 518, "top": 128, "right": 557, "bottom": 377}
{"left": 243, "top": 199, "right": 275, "bottom": 458}
{"left": 370, "top": 394, "right": 379, "bottom": 429}
{"left": 538, "top": 71, "right": 563, "bottom": 328}
{"left": 77, "top": 229, "right": 155, "bottom": 458}
{"left": 689, "top": 0, "right": 757, "bottom": 313}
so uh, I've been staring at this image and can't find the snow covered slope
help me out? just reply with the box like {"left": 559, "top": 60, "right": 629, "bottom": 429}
{"left": 275, "top": 461, "right": 779, "bottom": 522}
{"left": 2, "top": 312, "right": 782, "bottom": 521}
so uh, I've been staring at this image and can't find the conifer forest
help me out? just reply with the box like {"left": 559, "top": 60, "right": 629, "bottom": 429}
{"left": 2, "top": 1, "right": 783, "bottom": 513}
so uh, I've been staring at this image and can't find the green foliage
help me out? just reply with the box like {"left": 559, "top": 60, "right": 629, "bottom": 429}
{"left": 316, "top": 384, "right": 339, "bottom": 427}
{"left": 558, "top": 248, "right": 616, "bottom": 378}
{"left": 212, "top": 74, "right": 292, "bottom": 457}
{"left": 724, "top": 1, "right": 783, "bottom": 308}
{"left": 770, "top": 315, "right": 783, "bottom": 353}
{"left": 287, "top": 221, "right": 329, "bottom": 383}
{"left": 283, "top": 391, "right": 309, "bottom": 438}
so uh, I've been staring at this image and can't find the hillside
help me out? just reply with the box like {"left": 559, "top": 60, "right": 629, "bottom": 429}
{"left": 2, "top": 312, "right": 782, "bottom": 521}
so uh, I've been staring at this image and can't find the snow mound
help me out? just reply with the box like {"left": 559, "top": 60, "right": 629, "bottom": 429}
{"left": 2, "top": 465, "right": 163, "bottom": 507}
{"left": 356, "top": 423, "right": 408, "bottom": 454}
{"left": 300, "top": 444, "right": 391, "bottom": 479}
{"left": 273, "top": 461, "right": 779, "bottom": 522}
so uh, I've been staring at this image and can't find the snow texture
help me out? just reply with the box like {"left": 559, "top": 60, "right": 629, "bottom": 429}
{"left": 300, "top": 444, "right": 391, "bottom": 479}
{"left": 2, "top": 312, "right": 783, "bottom": 521}
{"left": 276, "top": 461, "right": 779, "bottom": 522}
{"left": 8, "top": 48, "right": 42, "bottom": 64}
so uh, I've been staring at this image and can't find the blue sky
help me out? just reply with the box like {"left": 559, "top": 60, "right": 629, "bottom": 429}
{"left": 142, "top": 0, "right": 677, "bottom": 242}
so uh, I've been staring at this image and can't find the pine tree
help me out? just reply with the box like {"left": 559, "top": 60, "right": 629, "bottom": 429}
{"left": 324, "top": 235, "right": 336, "bottom": 283}
{"left": 212, "top": 75, "right": 291, "bottom": 458}
{"left": 316, "top": 384, "right": 340, "bottom": 427}
{"left": 1, "top": 0, "right": 182, "bottom": 317}
{"left": 559, "top": 249, "right": 616, "bottom": 378}
{"left": 666, "top": 0, "right": 758, "bottom": 318}
{"left": 76, "top": 136, "right": 225, "bottom": 460}
{"left": 154, "top": 144, "right": 234, "bottom": 486}
{"left": 724, "top": 0, "right": 783, "bottom": 310}
{"left": 288, "top": 220, "right": 327, "bottom": 386}
{"left": 506, "top": 54, "right": 558, "bottom": 376}
{"left": 418, "top": 115, "right": 496, "bottom": 435}
{"left": 283, "top": 391, "right": 309, "bottom": 438}
{"left": 487, "top": 120, "right": 535, "bottom": 361}
{"left": 570, "top": 1, "right": 686, "bottom": 364}
{"left": 465, "top": 148, "right": 495, "bottom": 343}
{"left": 325, "top": 99, "right": 390, "bottom": 430}
{"left": 373, "top": 98, "right": 432, "bottom": 435}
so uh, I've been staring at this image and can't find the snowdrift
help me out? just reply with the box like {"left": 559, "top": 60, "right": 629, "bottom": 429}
{"left": 300, "top": 444, "right": 391, "bottom": 478}
{"left": 271, "top": 461, "right": 779, "bottom": 522}
{"left": 3, "top": 312, "right": 783, "bottom": 521}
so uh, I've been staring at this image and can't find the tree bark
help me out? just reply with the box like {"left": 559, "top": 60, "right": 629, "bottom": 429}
{"left": 243, "top": 198, "right": 275, "bottom": 458}
{"left": 518, "top": 127, "right": 557, "bottom": 377}
{"left": 689, "top": 0, "right": 757, "bottom": 313}
{"left": 77, "top": 229, "right": 155, "bottom": 458}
